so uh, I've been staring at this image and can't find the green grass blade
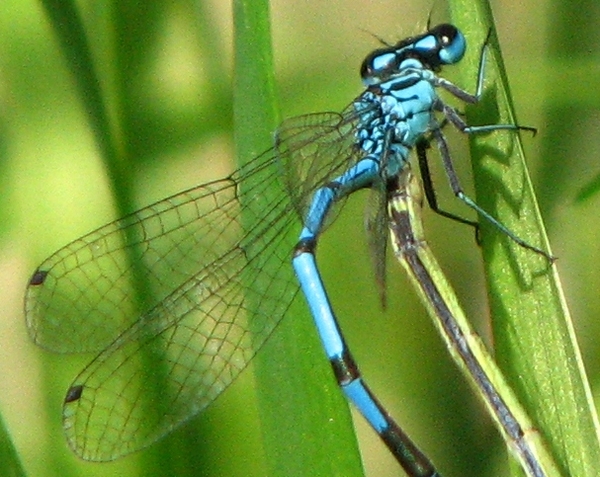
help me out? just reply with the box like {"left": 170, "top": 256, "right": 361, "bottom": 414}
{"left": 37, "top": 2, "right": 215, "bottom": 474}
{"left": 574, "top": 175, "right": 600, "bottom": 203}
{"left": 447, "top": 1, "right": 600, "bottom": 476}
{"left": 0, "top": 413, "right": 27, "bottom": 477}
{"left": 389, "top": 168, "right": 562, "bottom": 477}
{"left": 232, "top": 1, "right": 364, "bottom": 475}
{"left": 39, "top": 0, "right": 131, "bottom": 217}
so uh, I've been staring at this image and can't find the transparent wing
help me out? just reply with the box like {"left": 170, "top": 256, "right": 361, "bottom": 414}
{"left": 277, "top": 105, "right": 369, "bottom": 231}
{"left": 61, "top": 177, "right": 298, "bottom": 459}
{"left": 26, "top": 170, "right": 289, "bottom": 353}
{"left": 24, "top": 107, "right": 368, "bottom": 461}
{"left": 365, "top": 181, "right": 388, "bottom": 307}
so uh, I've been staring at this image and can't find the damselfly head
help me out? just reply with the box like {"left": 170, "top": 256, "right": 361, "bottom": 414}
{"left": 360, "top": 24, "right": 466, "bottom": 86}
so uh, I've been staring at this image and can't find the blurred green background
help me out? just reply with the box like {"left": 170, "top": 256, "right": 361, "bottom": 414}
{"left": 0, "top": 0, "right": 599, "bottom": 476}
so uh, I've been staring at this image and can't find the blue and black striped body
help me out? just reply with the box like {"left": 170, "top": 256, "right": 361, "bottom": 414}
{"left": 292, "top": 24, "right": 470, "bottom": 477}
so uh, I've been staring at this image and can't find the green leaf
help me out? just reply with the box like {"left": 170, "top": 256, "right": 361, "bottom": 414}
{"left": 0, "top": 413, "right": 27, "bottom": 477}
{"left": 39, "top": 0, "right": 131, "bottom": 216}
{"left": 448, "top": 1, "right": 600, "bottom": 476}
{"left": 232, "top": 1, "right": 364, "bottom": 475}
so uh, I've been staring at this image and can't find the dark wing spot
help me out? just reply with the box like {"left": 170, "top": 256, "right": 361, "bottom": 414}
{"left": 65, "top": 384, "right": 83, "bottom": 403}
{"left": 29, "top": 270, "right": 48, "bottom": 286}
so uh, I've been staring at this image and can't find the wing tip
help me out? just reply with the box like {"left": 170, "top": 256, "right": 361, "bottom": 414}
{"left": 65, "top": 384, "right": 84, "bottom": 404}
{"left": 29, "top": 269, "right": 48, "bottom": 286}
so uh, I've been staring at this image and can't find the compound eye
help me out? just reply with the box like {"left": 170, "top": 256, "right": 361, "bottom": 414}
{"left": 360, "top": 50, "right": 397, "bottom": 85}
{"left": 435, "top": 24, "right": 466, "bottom": 64}
{"left": 436, "top": 24, "right": 458, "bottom": 46}
{"left": 372, "top": 52, "right": 396, "bottom": 72}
